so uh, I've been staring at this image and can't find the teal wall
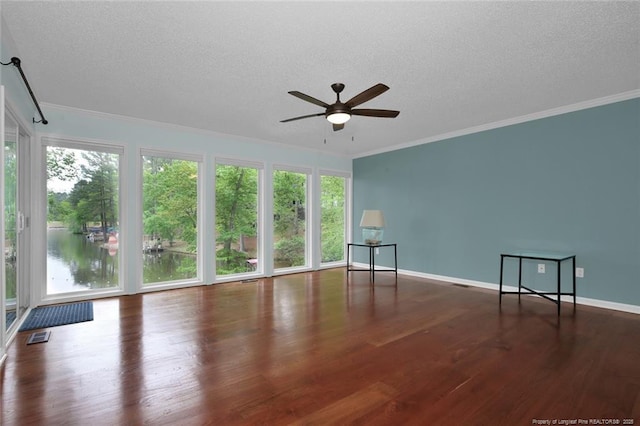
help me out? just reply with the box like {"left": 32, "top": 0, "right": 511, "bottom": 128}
{"left": 353, "top": 98, "right": 640, "bottom": 306}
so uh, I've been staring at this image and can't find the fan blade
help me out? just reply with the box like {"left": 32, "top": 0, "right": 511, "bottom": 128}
{"left": 351, "top": 109, "right": 400, "bottom": 118}
{"left": 280, "top": 113, "right": 325, "bottom": 123}
{"left": 333, "top": 123, "right": 344, "bottom": 131}
{"left": 288, "top": 91, "right": 330, "bottom": 108}
{"left": 345, "top": 83, "right": 389, "bottom": 108}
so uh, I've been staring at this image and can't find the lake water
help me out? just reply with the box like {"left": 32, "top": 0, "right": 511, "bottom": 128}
{"left": 47, "top": 229, "right": 195, "bottom": 294}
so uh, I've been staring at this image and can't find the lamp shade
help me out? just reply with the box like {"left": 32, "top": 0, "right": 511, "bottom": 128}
{"left": 360, "top": 210, "right": 385, "bottom": 228}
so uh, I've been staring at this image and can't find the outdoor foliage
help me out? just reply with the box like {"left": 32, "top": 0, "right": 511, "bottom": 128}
{"left": 47, "top": 147, "right": 78, "bottom": 181}
{"left": 4, "top": 140, "right": 17, "bottom": 301}
{"left": 273, "top": 170, "right": 306, "bottom": 267}
{"left": 48, "top": 192, "right": 72, "bottom": 222}
{"left": 141, "top": 157, "right": 199, "bottom": 283}
{"left": 46, "top": 148, "right": 120, "bottom": 236}
{"left": 46, "top": 147, "right": 78, "bottom": 224}
{"left": 4, "top": 141, "right": 17, "bottom": 248}
{"left": 215, "top": 165, "right": 258, "bottom": 274}
{"left": 321, "top": 175, "right": 345, "bottom": 262}
{"left": 143, "top": 158, "right": 198, "bottom": 251}
{"left": 65, "top": 151, "right": 119, "bottom": 237}
{"left": 274, "top": 236, "right": 305, "bottom": 266}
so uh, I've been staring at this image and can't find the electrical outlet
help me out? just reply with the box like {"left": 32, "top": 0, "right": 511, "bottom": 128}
{"left": 537, "top": 264, "right": 545, "bottom": 273}
{"left": 576, "top": 267, "right": 584, "bottom": 278}
{"left": 375, "top": 248, "right": 380, "bottom": 255}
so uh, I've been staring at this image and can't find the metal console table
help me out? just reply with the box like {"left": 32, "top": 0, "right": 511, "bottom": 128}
{"left": 347, "top": 243, "right": 397, "bottom": 283}
{"left": 499, "top": 251, "right": 576, "bottom": 316}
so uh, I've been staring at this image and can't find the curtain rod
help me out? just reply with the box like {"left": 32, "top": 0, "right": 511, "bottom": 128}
{"left": 1, "top": 56, "right": 48, "bottom": 125}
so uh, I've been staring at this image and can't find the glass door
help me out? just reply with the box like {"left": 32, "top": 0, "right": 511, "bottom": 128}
{"left": 1, "top": 86, "right": 5, "bottom": 343}
{"left": 4, "top": 110, "right": 20, "bottom": 331}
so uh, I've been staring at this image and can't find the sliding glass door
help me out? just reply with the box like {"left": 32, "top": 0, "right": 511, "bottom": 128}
{"left": 3, "top": 107, "right": 30, "bottom": 332}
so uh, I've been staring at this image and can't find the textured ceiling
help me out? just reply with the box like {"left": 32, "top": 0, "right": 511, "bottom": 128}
{"left": 2, "top": 1, "right": 639, "bottom": 157}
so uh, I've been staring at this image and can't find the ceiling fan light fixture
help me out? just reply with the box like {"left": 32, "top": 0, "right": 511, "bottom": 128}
{"left": 282, "top": 83, "right": 397, "bottom": 132}
{"left": 326, "top": 112, "right": 351, "bottom": 125}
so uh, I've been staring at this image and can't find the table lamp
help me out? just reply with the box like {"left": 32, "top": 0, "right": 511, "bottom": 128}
{"left": 360, "top": 210, "right": 385, "bottom": 245}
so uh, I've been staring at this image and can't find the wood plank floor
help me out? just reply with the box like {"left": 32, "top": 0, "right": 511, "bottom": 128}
{"left": 1, "top": 269, "right": 639, "bottom": 425}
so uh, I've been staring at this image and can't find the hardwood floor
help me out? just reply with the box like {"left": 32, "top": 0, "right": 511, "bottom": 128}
{"left": 1, "top": 269, "right": 639, "bottom": 425}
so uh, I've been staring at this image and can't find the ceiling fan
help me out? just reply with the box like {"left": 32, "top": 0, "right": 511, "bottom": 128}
{"left": 281, "top": 83, "right": 400, "bottom": 131}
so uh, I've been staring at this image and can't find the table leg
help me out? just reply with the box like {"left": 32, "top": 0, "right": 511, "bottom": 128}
{"left": 394, "top": 244, "right": 398, "bottom": 281}
{"left": 518, "top": 257, "right": 522, "bottom": 303}
{"left": 557, "top": 260, "right": 561, "bottom": 316}
{"left": 572, "top": 256, "right": 576, "bottom": 309}
{"left": 499, "top": 255, "right": 504, "bottom": 306}
{"left": 371, "top": 246, "right": 375, "bottom": 283}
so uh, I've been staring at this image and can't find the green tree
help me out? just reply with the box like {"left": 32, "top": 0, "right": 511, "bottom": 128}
{"left": 143, "top": 159, "right": 198, "bottom": 251}
{"left": 83, "top": 152, "right": 118, "bottom": 236}
{"left": 45, "top": 147, "right": 79, "bottom": 227}
{"left": 65, "top": 152, "right": 119, "bottom": 238}
{"left": 48, "top": 192, "right": 72, "bottom": 222}
{"left": 143, "top": 157, "right": 168, "bottom": 243}
{"left": 47, "top": 147, "right": 78, "bottom": 181}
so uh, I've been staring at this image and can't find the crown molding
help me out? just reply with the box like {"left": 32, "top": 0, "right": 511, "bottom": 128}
{"left": 354, "top": 89, "right": 640, "bottom": 159}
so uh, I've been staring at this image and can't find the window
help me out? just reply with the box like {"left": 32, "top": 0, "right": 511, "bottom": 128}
{"left": 141, "top": 153, "right": 200, "bottom": 286}
{"left": 273, "top": 168, "right": 309, "bottom": 270}
{"left": 215, "top": 162, "right": 261, "bottom": 276}
{"left": 46, "top": 143, "right": 121, "bottom": 295}
{"left": 320, "top": 174, "right": 346, "bottom": 263}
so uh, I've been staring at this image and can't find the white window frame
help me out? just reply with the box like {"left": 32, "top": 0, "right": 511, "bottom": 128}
{"left": 318, "top": 170, "right": 351, "bottom": 268}
{"left": 272, "top": 164, "right": 313, "bottom": 274}
{"left": 37, "top": 136, "right": 126, "bottom": 303}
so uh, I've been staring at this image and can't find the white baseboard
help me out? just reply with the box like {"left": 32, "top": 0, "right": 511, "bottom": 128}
{"left": 394, "top": 267, "right": 640, "bottom": 315}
